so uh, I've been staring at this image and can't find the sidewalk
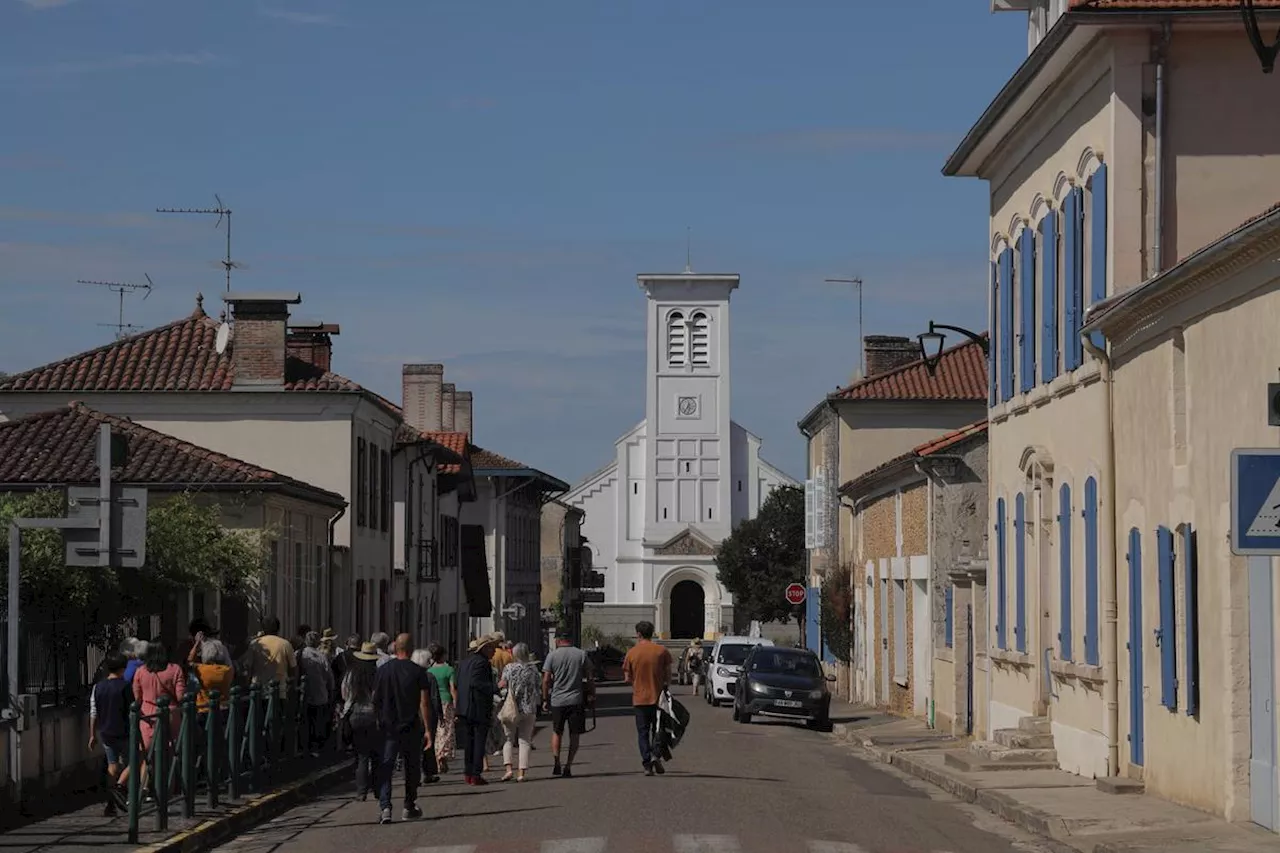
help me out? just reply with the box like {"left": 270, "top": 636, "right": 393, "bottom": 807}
{"left": 0, "top": 757, "right": 351, "bottom": 853}
{"left": 832, "top": 711, "right": 1280, "bottom": 853}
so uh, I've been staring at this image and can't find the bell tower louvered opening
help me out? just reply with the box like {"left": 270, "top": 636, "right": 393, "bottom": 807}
{"left": 690, "top": 311, "right": 709, "bottom": 365}
{"left": 667, "top": 310, "right": 687, "bottom": 366}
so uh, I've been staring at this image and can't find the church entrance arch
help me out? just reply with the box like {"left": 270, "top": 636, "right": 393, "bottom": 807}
{"left": 669, "top": 580, "right": 705, "bottom": 639}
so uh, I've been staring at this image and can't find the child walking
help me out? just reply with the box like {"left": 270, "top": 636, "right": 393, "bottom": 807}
{"left": 89, "top": 652, "right": 132, "bottom": 816}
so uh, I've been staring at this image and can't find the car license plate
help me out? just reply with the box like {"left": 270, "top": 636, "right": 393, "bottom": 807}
{"left": 774, "top": 699, "right": 802, "bottom": 708}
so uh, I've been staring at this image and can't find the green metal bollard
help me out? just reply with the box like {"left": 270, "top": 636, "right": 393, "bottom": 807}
{"left": 248, "top": 683, "right": 263, "bottom": 793}
{"left": 266, "top": 679, "right": 280, "bottom": 764}
{"left": 181, "top": 693, "right": 197, "bottom": 818}
{"left": 206, "top": 689, "right": 220, "bottom": 809}
{"left": 154, "top": 697, "right": 170, "bottom": 832}
{"left": 293, "top": 676, "right": 308, "bottom": 757}
{"left": 227, "top": 686, "right": 243, "bottom": 801}
{"left": 126, "top": 701, "right": 142, "bottom": 844}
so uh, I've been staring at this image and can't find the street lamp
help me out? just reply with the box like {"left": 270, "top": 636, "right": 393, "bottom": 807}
{"left": 1242, "top": 0, "right": 1280, "bottom": 73}
{"left": 916, "top": 321, "right": 989, "bottom": 376}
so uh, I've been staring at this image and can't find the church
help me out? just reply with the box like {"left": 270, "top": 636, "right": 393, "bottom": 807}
{"left": 563, "top": 270, "right": 796, "bottom": 640}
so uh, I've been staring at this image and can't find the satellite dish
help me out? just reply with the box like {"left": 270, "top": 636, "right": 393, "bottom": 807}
{"left": 214, "top": 322, "right": 231, "bottom": 354}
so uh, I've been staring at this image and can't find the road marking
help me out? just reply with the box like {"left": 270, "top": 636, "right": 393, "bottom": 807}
{"left": 541, "top": 839, "right": 607, "bottom": 853}
{"left": 673, "top": 835, "right": 743, "bottom": 853}
{"left": 807, "top": 843, "right": 869, "bottom": 853}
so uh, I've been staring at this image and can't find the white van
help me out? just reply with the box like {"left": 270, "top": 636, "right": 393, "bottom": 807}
{"left": 704, "top": 635, "right": 774, "bottom": 706}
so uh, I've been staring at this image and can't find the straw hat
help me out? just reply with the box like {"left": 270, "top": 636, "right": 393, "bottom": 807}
{"left": 467, "top": 633, "right": 499, "bottom": 653}
{"left": 321, "top": 627, "right": 337, "bottom": 640}
{"left": 352, "top": 641, "right": 380, "bottom": 661}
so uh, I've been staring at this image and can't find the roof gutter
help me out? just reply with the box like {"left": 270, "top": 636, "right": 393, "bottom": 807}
{"left": 837, "top": 454, "right": 921, "bottom": 503}
{"left": 797, "top": 398, "right": 837, "bottom": 437}
{"left": 474, "top": 468, "right": 569, "bottom": 493}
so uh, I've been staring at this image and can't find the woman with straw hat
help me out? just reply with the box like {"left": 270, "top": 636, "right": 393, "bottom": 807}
{"left": 340, "top": 642, "right": 381, "bottom": 800}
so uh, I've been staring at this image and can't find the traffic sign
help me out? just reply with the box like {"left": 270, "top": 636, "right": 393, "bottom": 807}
{"left": 785, "top": 583, "right": 807, "bottom": 606}
{"left": 1230, "top": 449, "right": 1280, "bottom": 554}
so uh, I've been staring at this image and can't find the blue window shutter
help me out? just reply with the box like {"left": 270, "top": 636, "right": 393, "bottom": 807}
{"left": 1019, "top": 228, "right": 1037, "bottom": 393}
{"left": 1015, "top": 493, "right": 1027, "bottom": 653}
{"left": 1064, "top": 188, "right": 1085, "bottom": 370}
{"left": 1183, "top": 526, "right": 1199, "bottom": 716}
{"left": 1083, "top": 477, "right": 1100, "bottom": 665}
{"left": 1157, "top": 526, "right": 1177, "bottom": 710}
{"left": 1040, "top": 212, "right": 1059, "bottom": 383}
{"left": 999, "top": 249, "right": 1015, "bottom": 402}
{"left": 1058, "top": 482, "right": 1073, "bottom": 661}
{"left": 1088, "top": 165, "right": 1108, "bottom": 350}
{"left": 1128, "top": 527, "right": 1145, "bottom": 766}
{"left": 806, "top": 589, "right": 821, "bottom": 655}
{"left": 989, "top": 261, "right": 999, "bottom": 407}
{"left": 945, "top": 585, "right": 954, "bottom": 648}
{"left": 996, "top": 498, "right": 1007, "bottom": 649}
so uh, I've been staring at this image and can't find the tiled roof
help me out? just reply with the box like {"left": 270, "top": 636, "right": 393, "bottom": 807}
{"left": 470, "top": 447, "right": 528, "bottom": 471}
{"left": 838, "top": 451, "right": 920, "bottom": 498}
{"left": 1071, "top": 0, "right": 1280, "bottom": 8}
{"left": 0, "top": 303, "right": 363, "bottom": 395}
{"left": 832, "top": 337, "right": 987, "bottom": 402}
{"left": 914, "top": 420, "right": 990, "bottom": 457}
{"left": 0, "top": 403, "right": 345, "bottom": 506}
{"left": 395, "top": 425, "right": 470, "bottom": 474}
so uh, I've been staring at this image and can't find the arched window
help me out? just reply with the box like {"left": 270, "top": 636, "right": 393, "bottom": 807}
{"left": 667, "top": 311, "right": 686, "bottom": 366}
{"left": 690, "top": 311, "right": 710, "bottom": 365}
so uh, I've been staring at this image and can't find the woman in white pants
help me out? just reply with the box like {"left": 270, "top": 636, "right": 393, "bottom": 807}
{"left": 497, "top": 643, "right": 540, "bottom": 782}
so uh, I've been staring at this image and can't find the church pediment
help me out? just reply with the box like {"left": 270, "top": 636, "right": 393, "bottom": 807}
{"left": 651, "top": 527, "right": 718, "bottom": 557}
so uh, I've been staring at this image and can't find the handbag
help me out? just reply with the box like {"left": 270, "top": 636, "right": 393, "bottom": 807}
{"left": 497, "top": 687, "right": 519, "bottom": 727}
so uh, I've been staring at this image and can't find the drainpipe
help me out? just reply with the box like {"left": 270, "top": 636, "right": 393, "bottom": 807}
{"left": 1153, "top": 21, "right": 1171, "bottom": 276}
{"left": 326, "top": 505, "right": 347, "bottom": 632}
{"left": 1083, "top": 333, "right": 1121, "bottom": 777}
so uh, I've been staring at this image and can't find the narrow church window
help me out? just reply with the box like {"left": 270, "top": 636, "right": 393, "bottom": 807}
{"left": 685, "top": 461, "right": 691, "bottom": 473}
{"left": 690, "top": 312, "right": 710, "bottom": 365}
{"left": 632, "top": 582, "right": 636, "bottom": 591}
{"left": 737, "top": 480, "right": 742, "bottom": 492}
{"left": 633, "top": 483, "right": 638, "bottom": 494}
{"left": 663, "top": 507, "right": 668, "bottom": 520}
{"left": 667, "top": 311, "right": 687, "bottom": 366}
{"left": 707, "top": 507, "right": 713, "bottom": 520}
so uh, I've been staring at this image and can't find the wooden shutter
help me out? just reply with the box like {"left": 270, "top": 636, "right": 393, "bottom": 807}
{"left": 1083, "top": 476, "right": 1100, "bottom": 665}
{"left": 1015, "top": 492, "right": 1027, "bottom": 652}
{"left": 996, "top": 498, "right": 1007, "bottom": 649}
{"left": 989, "top": 260, "right": 999, "bottom": 407}
{"left": 1064, "top": 188, "right": 1085, "bottom": 370}
{"left": 999, "top": 249, "right": 1015, "bottom": 402}
{"left": 1088, "top": 165, "right": 1108, "bottom": 350}
{"left": 1183, "top": 526, "right": 1200, "bottom": 716}
{"left": 1040, "top": 211, "right": 1059, "bottom": 383}
{"left": 1019, "top": 228, "right": 1037, "bottom": 394}
{"left": 1157, "top": 525, "right": 1177, "bottom": 710}
{"left": 945, "top": 584, "right": 954, "bottom": 649}
{"left": 1058, "top": 482, "right": 1073, "bottom": 661}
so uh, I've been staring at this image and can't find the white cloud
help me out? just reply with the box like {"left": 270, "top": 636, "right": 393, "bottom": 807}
{"left": 17, "top": 0, "right": 80, "bottom": 8}
{"left": 6, "top": 51, "right": 220, "bottom": 79}
{"left": 257, "top": 7, "right": 344, "bottom": 26}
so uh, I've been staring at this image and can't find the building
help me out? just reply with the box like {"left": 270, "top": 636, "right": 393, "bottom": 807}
{"left": 540, "top": 499, "right": 586, "bottom": 645}
{"left": 563, "top": 271, "right": 796, "bottom": 641}
{"left": 943, "top": 0, "right": 1280, "bottom": 830}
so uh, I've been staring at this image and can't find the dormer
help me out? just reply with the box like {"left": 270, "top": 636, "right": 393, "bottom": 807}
{"left": 994, "top": 0, "right": 1067, "bottom": 55}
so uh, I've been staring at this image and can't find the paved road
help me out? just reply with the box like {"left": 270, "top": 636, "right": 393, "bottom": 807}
{"left": 214, "top": 685, "right": 1055, "bottom": 853}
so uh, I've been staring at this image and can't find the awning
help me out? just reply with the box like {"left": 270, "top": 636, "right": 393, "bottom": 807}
{"left": 460, "top": 524, "right": 493, "bottom": 617}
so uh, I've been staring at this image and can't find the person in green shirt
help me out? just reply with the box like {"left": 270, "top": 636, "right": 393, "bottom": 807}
{"left": 427, "top": 644, "right": 458, "bottom": 774}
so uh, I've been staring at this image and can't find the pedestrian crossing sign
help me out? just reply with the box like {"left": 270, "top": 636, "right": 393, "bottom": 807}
{"left": 1230, "top": 449, "right": 1280, "bottom": 554}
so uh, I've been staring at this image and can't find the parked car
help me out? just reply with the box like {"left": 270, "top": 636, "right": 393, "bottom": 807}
{"left": 704, "top": 635, "right": 773, "bottom": 706}
{"left": 731, "top": 645, "right": 834, "bottom": 730}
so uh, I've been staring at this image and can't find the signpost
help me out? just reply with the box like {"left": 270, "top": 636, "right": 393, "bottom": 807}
{"left": 785, "top": 583, "right": 807, "bottom": 606}
{"left": 1230, "top": 449, "right": 1280, "bottom": 555}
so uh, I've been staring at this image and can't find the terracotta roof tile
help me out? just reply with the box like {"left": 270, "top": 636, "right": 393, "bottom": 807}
{"left": 0, "top": 403, "right": 345, "bottom": 505}
{"left": 1071, "top": 0, "right": 1280, "bottom": 8}
{"left": 914, "top": 420, "right": 990, "bottom": 457}
{"left": 833, "top": 337, "right": 988, "bottom": 402}
{"left": 0, "top": 306, "right": 363, "bottom": 395}
{"left": 394, "top": 427, "right": 470, "bottom": 474}
{"left": 470, "top": 447, "right": 528, "bottom": 471}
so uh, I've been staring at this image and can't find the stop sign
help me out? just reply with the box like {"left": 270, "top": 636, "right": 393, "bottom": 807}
{"left": 785, "top": 583, "right": 807, "bottom": 606}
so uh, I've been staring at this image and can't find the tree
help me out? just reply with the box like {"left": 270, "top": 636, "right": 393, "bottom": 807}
{"left": 820, "top": 564, "right": 854, "bottom": 663}
{"left": 714, "top": 485, "right": 805, "bottom": 624}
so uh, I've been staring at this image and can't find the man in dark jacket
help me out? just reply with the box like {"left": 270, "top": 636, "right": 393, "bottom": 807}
{"left": 454, "top": 633, "right": 498, "bottom": 785}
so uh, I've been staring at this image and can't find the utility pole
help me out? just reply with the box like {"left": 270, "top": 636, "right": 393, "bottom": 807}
{"left": 825, "top": 277, "right": 865, "bottom": 378}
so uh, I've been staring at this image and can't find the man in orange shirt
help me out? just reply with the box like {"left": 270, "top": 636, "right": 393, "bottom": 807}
{"left": 622, "top": 620, "right": 673, "bottom": 776}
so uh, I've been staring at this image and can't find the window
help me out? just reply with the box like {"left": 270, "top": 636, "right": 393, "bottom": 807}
{"left": 667, "top": 311, "right": 687, "bottom": 366}
{"left": 690, "top": 311, "right": 709, "bottom": 365}
{"left": 439, "top": 515, "right": 459, "bottom": 569}
{"left": 378, "top": 579, "right": 388, "bottom": 631}
{"left": 1182, "top": 525, "right": 1200, "bottom": 717}
{"left": 369, "top": 442, "right": 380, "bottom": 531}
{"left": 999, "top": 249, "right": 1015, "bottom": 402}
{"left": 1083, "top": 477, "right": 1100, "bottom": 665}
{"left": 380, "top": 449, "right": 391, "bottom": 533}
{"left": 294, "top": 541, "right": 305, "bottom": 629}
{"left": 1014, "top": 492, "right": 1027, "bottom": 653}
{"left": 1087, "top": 164, "right": 1109, "bottom": 350}
{"left": 356, "top": 438, "right": 367, "bottom": 527}
{"left": 893, "top": 579, "right": 907, "bottom": 685}
{"left": 355, "top": 579, "right": 366, "bottom": 636}
{"left": 1157, "top": 525, "right": 1177, "bottom": 710}
{"left": 1063, "top": 187, "right": 1085, "bottom": 370}
{"left": 989, "top": 260, "right": 999, "bottom": 406}
{"left": 944, "top": 585, "right": 954, "bottom": 649}
{"left": 995, "top": 497, "right": 1007, "bottom": 649}
{"left": 1058, "top": 482, "right": 1073, "bottom": 660}
{"left": 1018, "top": 227, "right": 1037, "bottom": 394}
{"left": 1040, "top": 209, "right": 1059, "bottom": 383}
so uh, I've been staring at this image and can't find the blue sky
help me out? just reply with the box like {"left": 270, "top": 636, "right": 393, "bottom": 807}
{"left": 0, "top": 0, "right": 1025, "bottom": 484}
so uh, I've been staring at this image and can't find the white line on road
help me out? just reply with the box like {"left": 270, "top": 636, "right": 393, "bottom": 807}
{"left": 807, "top": 843, "right": 870, "bottom": 853}
{"left": 540, "top": 839, "right": 608, "bottom": 853}
{"left": 673, "top": 835, "right": 743, "bottom": 853}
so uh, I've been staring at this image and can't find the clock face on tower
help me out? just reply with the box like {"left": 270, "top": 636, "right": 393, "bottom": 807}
{"left": 677, "top": 396, "right": 699, "bottom": 417}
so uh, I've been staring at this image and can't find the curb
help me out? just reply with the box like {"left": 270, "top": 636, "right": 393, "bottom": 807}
{"left": 135, "top": 761, "right": 353, "bottom": 853}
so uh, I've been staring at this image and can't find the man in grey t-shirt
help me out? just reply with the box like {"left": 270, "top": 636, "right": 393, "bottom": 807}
{"left": 541, "top": 632, "right": 593, "bottom": 778}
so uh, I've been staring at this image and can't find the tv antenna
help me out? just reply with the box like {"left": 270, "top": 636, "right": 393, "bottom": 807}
{"left": 825, "top": 276, "right": 865, "bottom": 379}
{"left": 78, "top": 274, "right": 154, "bottom": 340}
{"left": 156, "top": 194, "right": 243, "bottom": 292}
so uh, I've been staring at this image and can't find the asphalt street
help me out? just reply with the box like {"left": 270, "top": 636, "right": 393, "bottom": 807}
{"left": 213, "top": 685, "right": 1057, "bottom": 853}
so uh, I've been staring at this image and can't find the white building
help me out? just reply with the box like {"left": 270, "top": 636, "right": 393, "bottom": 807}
{"left": 564, "top": 271, "right": 796, "bottom": 640}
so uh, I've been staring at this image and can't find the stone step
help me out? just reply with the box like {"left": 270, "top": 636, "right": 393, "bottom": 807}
{"left": 1017, "top": 715, "right": 1051, "bottom": 734}
{"left": 944, "top": 749, "right": 1061, "bottom": 773}
{"left": 993, "top": 728, "right": 1055, "bottom": 750}
{"left": 1096, "top": 776, "right": 1146, "bottom": 795}
{"left": 969, "top": 741, "right": 1059, "bottom": 764}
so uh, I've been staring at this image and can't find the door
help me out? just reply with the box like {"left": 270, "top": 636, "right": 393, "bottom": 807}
{"left": 670, "top": 580, "right": 705, "bottom": 640}
{"left": 1127, "top": 528, "right": 1145, "bottom": 767}
{"left": 1249, "top": 555, "right": 1277, "bottom": 830}
{"left": 880, "top": 572, "right": 889, "bottom": 703}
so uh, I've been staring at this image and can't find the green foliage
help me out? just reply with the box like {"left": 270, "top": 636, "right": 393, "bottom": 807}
{"left": 0, "top": 489, "right": 112, "bottom": 611}
{"left": 820, "top": 564, "right": 854, "bottom": 663}
{"left": 143, "top": 492, "right": 270, "bottom": 596}
{"left": 581, "top": 623, "right": 605, "bottom": 649}
{"left": 714, "top": 485, "right": 805, "bottom": 625}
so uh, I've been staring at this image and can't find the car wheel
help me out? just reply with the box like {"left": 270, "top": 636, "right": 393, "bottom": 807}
{"left": 738, "top": 710, "right": 752, "bottom": 724}
{"left": 806, "top": 715, "right": 832, "bottom": 732}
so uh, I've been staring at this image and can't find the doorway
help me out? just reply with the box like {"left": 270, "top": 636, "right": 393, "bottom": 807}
{"left": 670, "top": 580, "right": 705, "bottom": 639}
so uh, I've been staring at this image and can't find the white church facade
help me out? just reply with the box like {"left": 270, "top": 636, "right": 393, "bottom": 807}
{"left": 564, "top": 272, "right": 796, "bottom": 640}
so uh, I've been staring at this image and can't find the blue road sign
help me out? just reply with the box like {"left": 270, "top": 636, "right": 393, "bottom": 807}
{"left": 1231, "top": 449, "right": 1280, "bottom": 555}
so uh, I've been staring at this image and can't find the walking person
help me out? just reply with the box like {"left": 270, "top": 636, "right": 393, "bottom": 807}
{"left": 88, "top": 652, "right": 132, "bottom": 816}
{"left": 410, "top": 648, "right": 443, "bottom": 784}
{"left": 426, "top": 644, "right": 457, "bottom": 774}
{"left": 340, "top": 641, "right": 380, "bottom": 800}
{"left": 370, "top": 632, "right": 393, "bottom": 667}
{"left": 683, "top": 639, "right": 705, "bottom": 697}
{"left": 372, "top": 633, "right": 434, "bottom": 824}
{"left": 497, "top": 643, "right": 539, "bottom": 782}
{"left": 622, "top": 621, "right": 672, "bottom": 776}
{"left": 455, "top": 634, "right": 498, "bottom": 786}
{"left": 300, "top": 631, "right": 336, "bottom": 756}
{"left": 132, "top": 642, "right": 186, "bottom": 796}
{"left": 541, "top": 630, "right": 593, "bottom": 779}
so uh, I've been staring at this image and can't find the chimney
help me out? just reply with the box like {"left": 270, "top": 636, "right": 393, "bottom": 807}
{"left": 454, "top": 390, "right": 473, "bottom": 440}
{"left": 402, "top": 364, "right": 444, "bottom": 432}
{"left": 224, "top": 292, "right": 301, "bottom": 387}
{"left": 441, "top": 383, "right": 456, "bottom": 431}
{"left": 863, "top": 335, "right": 922, "bottom": 378}
{"left": 286, "top": 321, "right": 340, "bottom": 372}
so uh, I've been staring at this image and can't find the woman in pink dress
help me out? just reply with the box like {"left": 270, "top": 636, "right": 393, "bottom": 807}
{"left": 132, "top": 641, "right": 185, "bottom": 794}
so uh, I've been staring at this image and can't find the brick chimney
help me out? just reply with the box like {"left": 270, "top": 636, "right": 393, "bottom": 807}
{"left": 402, "top": 364, "right": 444, "bottom": 432}
{"left": 454, "top": 390, "right": 473, "bottom": 440}
{"left": 864, "top": 335, "right": 922, "bottom": 378}
{"left": 224, "top": 292, "right": 301, "bottom": 387}
{"left": 441, "top": 383, "right": 456, "bottom": 431}
{"left": 286, "top": 321, "right": 340, "bottom": 372}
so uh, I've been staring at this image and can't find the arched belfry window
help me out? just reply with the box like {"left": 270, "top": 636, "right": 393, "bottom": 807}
{"left": 667, "top": 311, "right": 687, "bottom": 366}
{"left": 690, "top": 312, "right": 710, "bottom": 365}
